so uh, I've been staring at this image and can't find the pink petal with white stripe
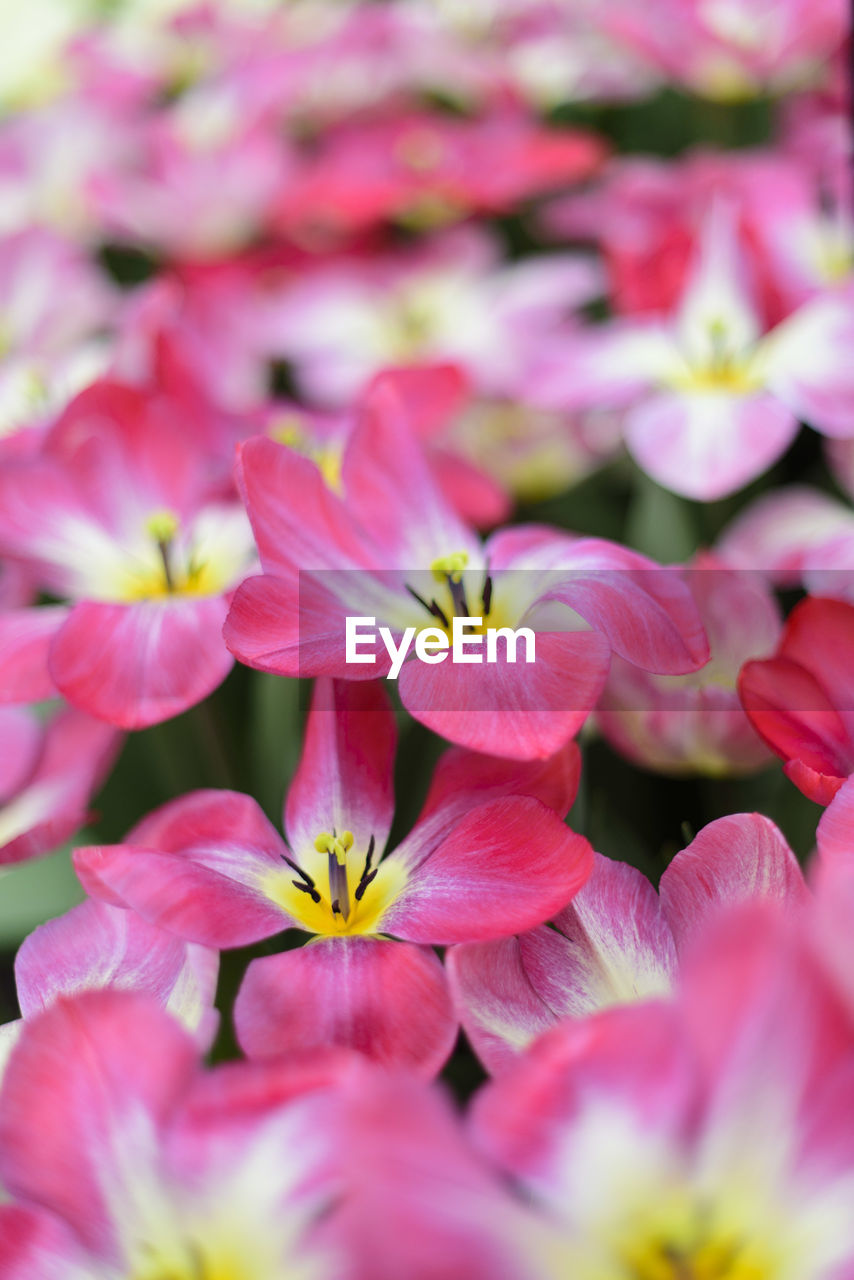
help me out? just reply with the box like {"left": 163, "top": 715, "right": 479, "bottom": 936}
{"left": 626, "top": 390, "right": 798, "bottom": 501}
{"left": 0, "top": 707, "right": 120, "bottom": 867}
{"left": 235, "top": 937, "right": 457, "bottom": 1077}
{"left": 284, "top": 679, "right": 397, "bottom": 865}
{"left": 15, "top": 899, "right": 219, "bottom": 1049}
{"left": 74, "top": 790, "right": 292, "bottom": 947}
{"left": 49, "top": 596, "right": 234, "bottom": 729}
{"left": 660, "top": 813, "right": 808, "bottom": 951}
{"left": 0, "top": 990, "right": 198, "bottom": 1264}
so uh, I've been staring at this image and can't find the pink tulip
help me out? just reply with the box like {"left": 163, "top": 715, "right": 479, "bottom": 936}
{"left": 74, "top": 678, "right": 591, "bottom": 1074}
{"left": 0, "top": 378, "right": 256, "bottom": 728}
{"left": 225, "top": 379, "right": 708, "bottom": 760}
{"left": 470, "top": 901, "right": 854, "bottom": 1278}
{"left": 0, "top": 703, "right": 119, "bottom": 866}
{"left": 739, "top": 596, "right": 854, "bottom": 803}
{"left": 449, "top": 812, "right": 807, "bottom": 1072}
{"left": 596, "top": 552, "right": 781, "bottom": 776}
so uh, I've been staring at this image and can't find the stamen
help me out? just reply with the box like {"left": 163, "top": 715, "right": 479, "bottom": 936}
{"left": 482, "top": 573, "right": 493, "bottom": 616}
{"left": 315, "top": 830, "right": 354, "bottom": 921}
{"left": 430, "top": 551, "right": 469, "bottom": 584}
{"left": 281, "top": 853, "right": 321, "bottom": 903}
{"left": 354, "top": 834, "right": 377, "bottom": 901}
{"left": 406, "top": 584, "right": 451, "bottom": 629}
{"left": 145, "top": 509, "right": 180, "bottom": 594}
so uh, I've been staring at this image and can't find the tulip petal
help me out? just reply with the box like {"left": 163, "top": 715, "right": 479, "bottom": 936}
{"left": 399, "top": 629, "right": 611, "bottom": 760}
{"left": 0, "top": 707, "right": 120, "bottom": 867}
{"left": 660, "top": 813, "right": 808, "bottom": 951}
{"left": 15, "top": 899, "right": 219, "bottom": 1048}
{"left": 284, "top": 679, "right": 397, "bottom": 870}
{"left": 625, "top": 390, "right": 798, "bottom": 501}
{"left": 74, "top": 790, "right": 293, "bottom": 947}
{"left": 235, "top": 937, "right": 457, "bottom": 1077}
{"left": 0, "top": 606, "right": 68, "bottom": 703}
{"left": 50, "top": 597, "right": 234, "bottom": 729}
{"left": 0, "top": 991, "right": 198, "bottom": 1262}
{"left": 382, "top": 796, "right": 592, "bottom": 943}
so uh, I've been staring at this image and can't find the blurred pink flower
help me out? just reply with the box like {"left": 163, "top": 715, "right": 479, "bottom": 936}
{"left": 596, "top": 552, "right": 781, "bottom": 777}
{"left": 0, "top": 378, "right": 256, "bottom": 728}
{"left": 540, "top": 203, "right": 854, "bottom": 499}
{"left": 470, "top": 900, "right": 854, "bottom": 1278}
{"left": 0, "top": 703, "right": 119, "bottom": 866}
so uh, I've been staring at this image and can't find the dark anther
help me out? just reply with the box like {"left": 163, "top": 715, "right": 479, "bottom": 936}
{"left": 282, "top": 854, "right": 320, "bottom": 897}
{"left": 406, "top": 584, "right": 450, "bottom": 629}
{"left": 448, "top": 576, "right": 469, "bottom": 618}
{"left": 482, "top": 573, "right": 493, "bottom": 615}
{"left": 292, "top": 880, "right": 321, "bottom": 903}
{"left": 354, "top": 834, "right": 377, "bottom": 901}
{"left": 354, "top": 869, "right": 378, "bottom": 901}
{"left": 331, "top": 898, "right": 342, "bottom": 915}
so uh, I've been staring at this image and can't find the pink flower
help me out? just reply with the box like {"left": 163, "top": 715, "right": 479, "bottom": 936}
{"left": 448, "top": 812, "right": 807, "bottom": 1073}
{"left": 540, "top": 202, "right": 854, "bottom": 499}
{"left": 603, "top": 0, "right": 847, "bottom": 98}
{"left": 596, "top": 552, "right": 781, "bottom": 777}
{"left": 0, "top": 989, "right": 547, "bottom": 1280}
{"left": 0, "top": 378, "right": 256, "bottom": 728}
{"left": 739, "top": 596, "right": 854, "bottom": 804}
{"left": 272, "top": 110, "right": 606, "bottom": 240}
{"left": 225, "top": 380, "right": 708, "bottom": 760}
{"left": 74, "top": 678, "right": 591, "bottom": 1075}
{"left": 264, "top": 225, "right": 603, "bottom": 408}
{"left": 0, "top": 899, "right": 218, "bottom": 1077}
{"left": 470, "top": 901, "right": 854, "bottom": 1278}
{"left": 0, "top": 229, "right": 116, "bottom": 444}
{"left": 719, "top": 484, "right": 854, "bottom": 598}
{"left": 0, "top": 703, "right": 119, "bottom": 866}
{"left": 544, "top": 147, "right": 852, "bottom": 323}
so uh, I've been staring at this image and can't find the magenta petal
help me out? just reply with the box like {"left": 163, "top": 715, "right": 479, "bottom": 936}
{"left": 285, "top": 678, "right": 397, "bottom": 861}
{"left": 235, "top": 937, "right": 457, "bottom": 1077}
{"left": 0, "top": 606, "right": 68, "bottom": 703}
{"left": 0, "top": 991, "right": 198, "bottom": 1262}
{"left": 447, "top": 936, "right": 563, "bottom": 1076}
{"left": 383, "top": 796, "right": 593, "bottom": 943}
{"left": 660, "top": 813, "right": 808, "bottom": 953}
{"left": 538, "top": 540, "right": 709, "bottom": 674}
{"left": 236, "top": 435, "right": 377, "bottom": 575}
{"left": 0, "top": 1205, "right": 89, "bottom": 1280}
{"left": 0, "top": 707, "right": 42, "bottom": 800}
{"left": 75, "top": 790, "right": 292, "bottom": 947}
{"left": 49, "top": 597, "right": 234, "bottom": 729}
{"left": 0, "top": 707, "right": 121, "bottom": 867}
{"left": 417, "top": 740, "right": 581, "bottom": 827}
{"left": 817, "top": 777, "right": 854, "bottom": 869}
{"left": 399, "top": 630, "right": 611, "bottom": 759}
{"left": 341, "top": 379, "right": 478, "bottom": 566}
{"left": 470, "top": 1001, "right": 692, "bottom": 1187}
{"left": 15, "top": 899, "right": 219, "bottom": 1049}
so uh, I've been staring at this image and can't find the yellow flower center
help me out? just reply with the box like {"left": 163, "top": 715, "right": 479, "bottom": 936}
{"left": 262, "top": 830, "right": 407, "bottom": 937}
{"left": 119, "top": 510, "right": 222, "bottom": 602}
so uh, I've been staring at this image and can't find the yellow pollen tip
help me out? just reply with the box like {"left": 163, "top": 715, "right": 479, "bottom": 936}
{"left": 431, "top": 551, "right": 469, "bottom": 584}
{"left": 313, "top": 830, "right": 354, "bottom": 864}
{"left": 145, "top": 509, "right": 180, "bottom": 544}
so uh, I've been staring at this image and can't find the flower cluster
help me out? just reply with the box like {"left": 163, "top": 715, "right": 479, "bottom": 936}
{"left": 0, "top": 2, "right": 853, "bottom": 1277}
